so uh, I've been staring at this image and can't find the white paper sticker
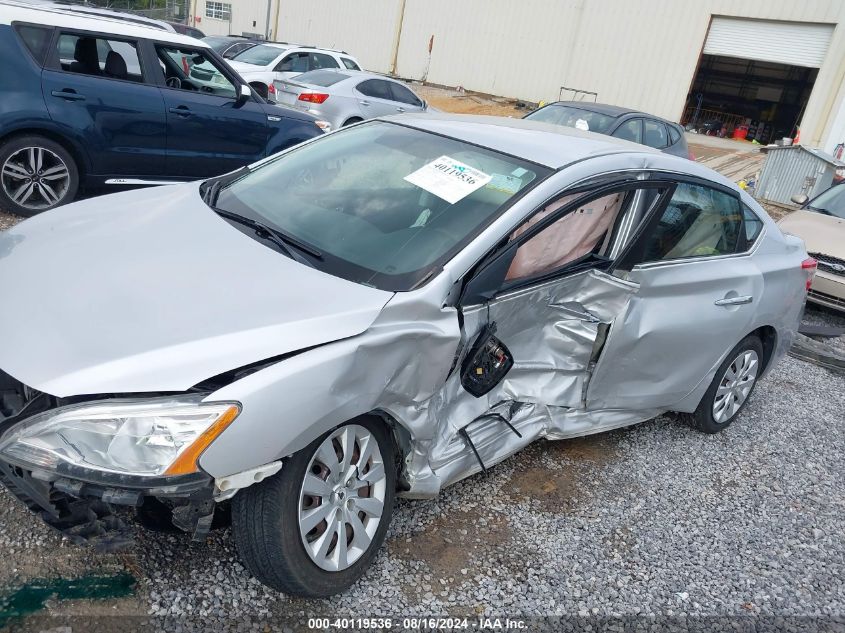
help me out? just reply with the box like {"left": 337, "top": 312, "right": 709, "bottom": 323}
{"left": 404, "top": 156, "right": 492, "bottom": 204}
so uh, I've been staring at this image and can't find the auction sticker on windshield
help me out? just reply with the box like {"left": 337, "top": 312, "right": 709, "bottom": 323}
{"left": 404, "top": 156, "right": 492, "bottom": 204}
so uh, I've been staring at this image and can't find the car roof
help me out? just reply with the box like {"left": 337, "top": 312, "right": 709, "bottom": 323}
{"left": 0, "top": 0, "right": 207, "bottom": 46}
{"left": 299, "top": 69, "right": 398, "bottom": 83}
{"left": 388, "top": 113, "right": 661, "bottom": 169}
{"left": 547, "top": 101, "right": 682, "bottom": 127}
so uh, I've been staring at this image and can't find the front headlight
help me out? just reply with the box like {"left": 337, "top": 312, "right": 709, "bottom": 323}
{"left": 0, "top": 396, "right": 239, "bottom": 478}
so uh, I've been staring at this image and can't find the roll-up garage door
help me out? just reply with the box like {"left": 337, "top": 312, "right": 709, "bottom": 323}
{"left": 703, "top": 17, "right": 834, "bottom": 68}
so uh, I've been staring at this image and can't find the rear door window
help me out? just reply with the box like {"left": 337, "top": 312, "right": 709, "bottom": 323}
{"left": 612, "top": 119, "right": 642, "bottom": 143}
{"left": 635, "top": 183, "right": 743, "bottom": 262}
{"left": 643, "top": 119, "right": 669, "bottom": 148}
{"left": 356, "top": 79, "right": 393, "bottom": 100}
{"left": 55, "top": 32, "right": 143, "bottom": 82}
{"left": 15, "top": 24, "right": 53, "bottom": 65}
{"left": 309, "top": 52, "right": 339, "bottom": 70}
{"left": 276, "top": 52, "right": 309, "bottom": 73}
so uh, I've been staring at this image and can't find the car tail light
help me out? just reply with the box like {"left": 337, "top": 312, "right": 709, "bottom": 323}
{"left": 298, "top": 92, "right": 330, "bottom": 104}
{"left": 802, "top": 256, "right": 817, "bottom": 291}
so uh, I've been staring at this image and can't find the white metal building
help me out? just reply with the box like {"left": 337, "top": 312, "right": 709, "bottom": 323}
{"left": 189, "top": 0, "right": 845, "bottom": 151}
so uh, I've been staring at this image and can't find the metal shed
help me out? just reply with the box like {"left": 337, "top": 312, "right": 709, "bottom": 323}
{"left": 755, "top": 145, "right": 845, "bottom": 205}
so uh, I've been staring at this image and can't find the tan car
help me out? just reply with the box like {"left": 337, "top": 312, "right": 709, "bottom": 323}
{"left": 781, "top": 184, "right": 845, "bottom": 311}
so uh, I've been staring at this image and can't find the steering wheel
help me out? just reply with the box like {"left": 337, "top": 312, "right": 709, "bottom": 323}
{"left": 166, "top": 76, "right": 181, "bottom": 89}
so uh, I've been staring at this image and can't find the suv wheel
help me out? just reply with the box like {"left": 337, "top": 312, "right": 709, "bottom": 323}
{"left": 684, "top": 335, "right": 763, "bottom": 434}
{"left": 232, "top": 419, "right": 395, "bottom": 597}
{"left": 0, "top": 135, "right": 79, "bottom": 217}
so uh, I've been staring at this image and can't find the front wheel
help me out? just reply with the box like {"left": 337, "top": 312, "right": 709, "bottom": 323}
{"left": 685, "top": 335, "right": 763, "bottom": 434}
{"left": 0, "top": 135, "right": 79, "bottom": 217}
{"left": 232, "top": 419, "right": 395, "bottom": 597}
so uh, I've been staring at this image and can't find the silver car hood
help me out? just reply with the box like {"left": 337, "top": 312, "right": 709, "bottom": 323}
{"left": 0, "top": 184, "right": 393, "bottom": 397}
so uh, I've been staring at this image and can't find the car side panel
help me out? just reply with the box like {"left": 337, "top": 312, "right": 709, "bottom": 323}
{"left": 0, "top": 24, "right": 93, "bottom": 172}
{"left": 42, "top": 68, "right": 168, "bottom": 177}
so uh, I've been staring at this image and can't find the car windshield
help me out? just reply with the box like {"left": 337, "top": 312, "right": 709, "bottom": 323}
{"left": 807, "top": 184, "right": 845, "bottom": 219}
{"left": 525, "top": 104, "right": 616, "bottom": 134}
{"left": 203, "top": 36, "right": 236, "bottom": 51}
{"left": 214, "top": 122, "right": 549, "bottom": 290}
{"left": 232, "top": 44, "right": 285, "bottom": 66}
{"left": 295, "top": 70, "right": 351, "bottom": 87}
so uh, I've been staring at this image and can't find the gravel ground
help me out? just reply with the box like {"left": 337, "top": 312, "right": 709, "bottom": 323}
{"left": 0, "top": 211, "right": 20, "bottom": 231}
{"left": 0, "top": 353, "right": 842, "bottom": 627}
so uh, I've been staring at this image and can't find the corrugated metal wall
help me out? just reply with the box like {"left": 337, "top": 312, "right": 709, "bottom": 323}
{"left": 266, "top": 0, "right": 845, "bottom": 146}
{"left": 756, "top": 146, "right": 842, "bottom": 204}
{"left": 276, "top": 0, "right": 402, "bottom": 72}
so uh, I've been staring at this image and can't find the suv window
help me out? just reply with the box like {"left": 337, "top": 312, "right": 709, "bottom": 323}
{"left": 15, "top": 24, "right": 52, "bottom": 65}
{"left": 357, "top": 79, "right": 392, "bottom": 100}
{"left": 389, "top": 82, "right": 422, "bottom": 106}
{"left": 341, "top": 56, "right": 361, "bottom": 71}
{"left": 276, "top": 52, "right": 309, "bottom": 73}
{"left": 155, "top": 44, "right": 236, "bottom": 98}
{"left": 612, "top": 119, "right": 642, "bottom": 143}
{"left": 638, "top": 183, "right": 743, "bottom": 262}
{"left": 643, "top": 119, "right": 669, "bottom": 148}
{"left": 310, "top": 52, "right": 339, "bottom": 70}
{"left": 55, "top": 33, "right": 143, "bottom": 81}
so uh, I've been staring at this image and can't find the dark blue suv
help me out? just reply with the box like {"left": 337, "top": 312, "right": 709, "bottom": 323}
{"left": 0, "top": 2, "right": 325, "bottom": 216}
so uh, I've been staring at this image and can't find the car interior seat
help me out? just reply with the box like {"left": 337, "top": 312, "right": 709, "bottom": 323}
{"left": 104, "top": 51, "right": 128, "bottom": 81}
{"left": 69, "top": 38, "right": 101, "bottom": 75}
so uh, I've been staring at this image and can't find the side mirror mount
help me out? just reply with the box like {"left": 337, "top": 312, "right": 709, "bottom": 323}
{"left": 791, "top": 193, "right": 809, "bottom": 206}
{"left": 236, "top": 83, "right": 251, "bottom": 105}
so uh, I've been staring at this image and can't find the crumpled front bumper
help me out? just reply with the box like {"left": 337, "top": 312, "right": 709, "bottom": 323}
{"left": 0, "top": 458, "right": 217, "bottom": 549}
{"left": 0, "top": 370, "right": 218, "bottom": 548}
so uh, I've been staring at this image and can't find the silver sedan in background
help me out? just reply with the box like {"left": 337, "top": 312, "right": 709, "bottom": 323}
{"left": 273, "top": 69, "right": 431, "bottom": 129}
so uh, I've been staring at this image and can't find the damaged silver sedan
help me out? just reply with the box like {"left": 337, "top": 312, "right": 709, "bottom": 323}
{"left": 0, "top": 115, "right": 813, "bottom": 597}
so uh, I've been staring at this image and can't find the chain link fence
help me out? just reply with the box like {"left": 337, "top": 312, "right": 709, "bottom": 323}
{"left": 66, "top": 0, "right": 191, "bottom": 25}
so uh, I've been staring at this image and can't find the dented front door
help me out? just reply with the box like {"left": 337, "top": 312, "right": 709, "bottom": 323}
{"left": 484, "top": 268, "right": 638, "bottom": 409}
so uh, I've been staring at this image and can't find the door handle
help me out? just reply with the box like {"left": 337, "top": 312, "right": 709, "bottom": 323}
{"left": 51, "top": 89, "right": 85, "bottom": 101}
{"left": 168, "top": 106, "right": 193, "bottom": 117}
{"left": 359, "top": 100, "right": 370, "bottom": 106}
{"left": 396, "top": 106, "right": 405, "bottom": 112}
{"left": 714, "top": 295, "right": 753, "bottom": 306}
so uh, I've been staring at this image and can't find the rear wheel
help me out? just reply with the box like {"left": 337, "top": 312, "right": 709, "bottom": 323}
{"left": 232, "top": 418, "right": 395, "bottom": 597}
{"left": 343, "top": 117, "right": 363, "bottom": 127}
{"left": 0, "top": 135, "right": 79, "bottom": 217}
{"left": 684, "top": 335, "right": 763, "bottom": 434}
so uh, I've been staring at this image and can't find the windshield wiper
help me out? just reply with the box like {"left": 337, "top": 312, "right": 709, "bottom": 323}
{"left": 201, "top": 166, "right": 249, "bottom": 208}
{"left": 808, "top": 205, "right": 833, "bottom": 216}
{"left": 214, "top": 208, "right": 323, "bottom": 261}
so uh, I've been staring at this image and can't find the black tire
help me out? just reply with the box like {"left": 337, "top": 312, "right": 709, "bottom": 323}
{"left": 683, "top": 335, "right": 764, "bottom": 434}
{"left": 250, "top": 82, "right": 268, "bottom": 100}
{"left": 232, "top": 418, "right": 396, "bottom": 597}
{"left": 0, "top": 135, "right": 79, "bottom": 217}
{"left": 342, "top": 117, "right": 363, "bottom": 127}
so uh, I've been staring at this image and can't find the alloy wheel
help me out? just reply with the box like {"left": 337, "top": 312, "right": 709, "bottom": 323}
{"left": 712, "top": 349, "right": 759, "bottom": 424}
{"left": 1, "top": 146, "right": 70, "bottom": 211}
{"left": 297, "top": 424, "right": 387, "bottom": 572}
